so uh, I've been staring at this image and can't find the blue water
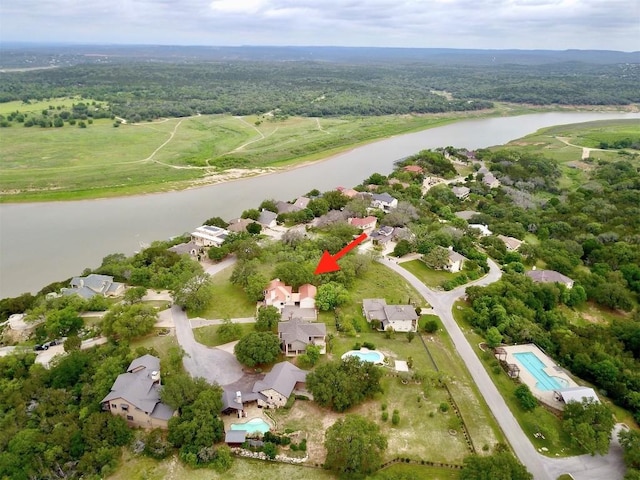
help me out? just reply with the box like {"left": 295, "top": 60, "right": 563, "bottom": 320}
{"left": 343, "top": 350, "right": 384, "bottom": 364}
{"left": 513, "top": 352, "right": 567, "bottom": 391}
{"left": 230, "top": 418, "right": 270, "bottom": 434}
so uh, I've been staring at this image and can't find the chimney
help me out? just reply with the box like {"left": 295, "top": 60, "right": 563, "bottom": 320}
{"left": 151, "top": 371, "right": 160, "bottom": 383}
{"left": 448, "top": 246, "right": 454, "bottom": 251}
{"left": 235, "top": 391, "right": 242, "bottom": 405}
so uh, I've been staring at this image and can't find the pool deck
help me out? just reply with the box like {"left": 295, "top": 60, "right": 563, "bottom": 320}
{"left": 222, "top": 403, "right": 274, "bottom": 434}
{"left": 501, "top": 344, "right": 578, "bottom": 409}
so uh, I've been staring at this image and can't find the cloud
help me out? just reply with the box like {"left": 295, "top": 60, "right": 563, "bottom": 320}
{"left": 1, "top": 0, "right": 638, "bottom": 51}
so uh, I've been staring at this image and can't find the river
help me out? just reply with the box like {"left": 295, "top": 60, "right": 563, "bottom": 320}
{"left": 1, "top": 111, "right": 638, "bottom": 298}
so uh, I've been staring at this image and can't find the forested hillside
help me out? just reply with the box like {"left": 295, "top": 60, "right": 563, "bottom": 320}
{"left": 0, "top": 46, "right": 638, "bottom": 121}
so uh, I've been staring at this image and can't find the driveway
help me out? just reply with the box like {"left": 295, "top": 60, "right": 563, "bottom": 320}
{"left": 380, "top": 257, "right": 625, "bottom": 480}
{"left": 172, "top": 304, "right": 245, "bottom": 386}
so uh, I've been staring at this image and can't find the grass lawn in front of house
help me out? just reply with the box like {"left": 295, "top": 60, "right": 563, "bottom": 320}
{"left": 193, "top": 322, "right": 256, "bottom": 347}
{"left": 192, "top": 267, "right": 256, "bottom": 319}
{"left": 129, "top": 333, "right": 180, "bottom": 360}
{"left": 400, "top": 259, "right": 466, "bottom": 289}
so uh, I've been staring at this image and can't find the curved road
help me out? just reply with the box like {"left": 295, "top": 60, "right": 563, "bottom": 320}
{"left": 380, "top": 257, "right": 625, "bottom": 480}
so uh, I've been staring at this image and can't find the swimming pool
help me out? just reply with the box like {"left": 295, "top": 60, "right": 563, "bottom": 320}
{"left": 513, "top": 352, "right": 569, "bottom": 391}
{"left": 229, "top": 417, "right": 271, "bottom": 434}
{"left": 341, "top": 349, "right": 385, "bottom": 364}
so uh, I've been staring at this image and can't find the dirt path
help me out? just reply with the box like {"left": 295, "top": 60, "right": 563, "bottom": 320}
{"left": 315, "top": 117, "right": 330, "bottom": 134}
{"left": 555, "top": 136, "right": 611, "bottom": 160}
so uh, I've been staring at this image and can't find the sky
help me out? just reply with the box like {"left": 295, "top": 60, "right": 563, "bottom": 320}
{"left": 1, "top": 0, "right": 639, "bottom": 51}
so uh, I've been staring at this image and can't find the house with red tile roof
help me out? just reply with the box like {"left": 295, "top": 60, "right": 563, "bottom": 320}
{"left": 263, "top": 279, "right": 317, "bottom": 312}
{"left": 348, "top": 216, "right": 378, "bottom": 233}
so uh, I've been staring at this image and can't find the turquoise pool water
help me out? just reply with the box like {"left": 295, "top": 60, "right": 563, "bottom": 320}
{"left": 342, "top": 350, "right": 385, "bottom": 364}
{"left": 230, "top": 417, "right": 270, "bottom": 434}
{"left": 513, "top": 352, "right": 568, "bottom": 391}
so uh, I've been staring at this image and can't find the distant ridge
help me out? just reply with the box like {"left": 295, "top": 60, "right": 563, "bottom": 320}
{"left": 1, "top": 44, "right": 638, "bottom": 69}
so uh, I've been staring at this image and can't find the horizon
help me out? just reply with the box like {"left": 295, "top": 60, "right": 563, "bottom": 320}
{"left": 2, "top": 0, "right": 639, "bottom": 52}
{"left": 1, "top": 42, "right": 638, "bottom": 54}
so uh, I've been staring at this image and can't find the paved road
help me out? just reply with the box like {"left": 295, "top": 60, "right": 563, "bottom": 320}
{"left": 172, "top": 304, "right": 245, "bottom": 386}
{"left": 380, "top": 257, "right": 625, "bottom": 480}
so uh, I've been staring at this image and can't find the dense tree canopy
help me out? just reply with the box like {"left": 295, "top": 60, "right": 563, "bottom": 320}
{"left": 234, "top": 332, "right": 281, "bottom": 367}
{"left": 460, "top": 452, "right": 533, "bottom": 480}
{"left": 307, "top": 357, "right": 383, "bottom": 412}
{"left": 324, "top": 414, "right": 388, "bottom": 475}
{"left": 562, "top": 399, "right": 615, "bottom": 455}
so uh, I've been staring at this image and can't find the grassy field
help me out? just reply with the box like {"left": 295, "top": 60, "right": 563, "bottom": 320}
{"left": 400, "top": 259, "right": 467, "bottom": 289}
{"left": 0, "top": 110, "right": 466, "bottom": 201}
{"left": 108, "top": 450, "right": 461, "bottom": 480}
{"left": 0, "top": 96, "right": 101, "bottom": 115}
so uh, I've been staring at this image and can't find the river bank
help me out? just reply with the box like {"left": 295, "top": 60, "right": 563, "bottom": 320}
{"left": 1, "top": 110, "right": 639, "bottom": 298}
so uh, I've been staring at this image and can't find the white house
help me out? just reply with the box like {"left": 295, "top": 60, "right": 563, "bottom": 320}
{"left": 446, "top": 247, "right": 467, "bottom": 273}
{"left": 191, "top": 225, "right": 229, "bottom": 247}
{"left": 370, "top": 193, "right": 398, "bottom": 212}
{"left": 452, "top": 186, "right": 470, "bottom": 200}
{"left": 469, "top": 224, "right": 492, "bottom": 237}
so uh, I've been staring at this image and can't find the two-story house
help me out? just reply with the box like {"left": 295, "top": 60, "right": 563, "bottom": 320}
{"left": 101, "top": 355, "right": 175, "bottom": 429}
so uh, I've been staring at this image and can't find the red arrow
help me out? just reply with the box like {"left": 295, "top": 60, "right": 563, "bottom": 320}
{"left": 314, "top": 233, "right": 368, "bottom": 275}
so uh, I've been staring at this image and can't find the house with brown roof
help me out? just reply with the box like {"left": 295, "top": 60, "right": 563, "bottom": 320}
{"left": 498, "top": 234, "right": 523, "bottom": 251}
{"left": 526, "top": 269, "right": 574, "bottom": 288}
{"left": 362, "top": 298, "right": 418, "bottom": 332}
{"left": 348, "top": 216, "right": 378, "bottom": 233}
{"left": 101, "top": 355, "right": 175, "bottom": 429}
{"left": 336, "top": 186, "right": 360, "bottom": 198}
{"left": 227, "top": 217, "right": 257, "bottom": 233}
{"left": 278, "top": 318, "right": 326, "bottom": 356}
{"left": 370, "top": 226, "right": 395, "bottom": 245}
{"left": 263, "top": 279, "right": 317, "bottom": 312}
{"left": 404, "top": 165, "right": 424, "bottom": 174}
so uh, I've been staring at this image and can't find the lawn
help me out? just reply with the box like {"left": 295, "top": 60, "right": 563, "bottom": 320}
{"left": 192, "top": 267, "right": 256, "bottom": 319}
{"left": 400, "top": 259, "right": 466, "bottom": 289}
{"left": 129, "top": 333, "right": 180, "bottom": 360}
{"left": 193, "top": 322, "right": 255, "bottom": 347}
{"left": 108, "top": 450, "right": 461, "bottom": 480}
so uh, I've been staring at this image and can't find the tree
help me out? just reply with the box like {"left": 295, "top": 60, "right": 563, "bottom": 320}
{"left": 255, "top": 306, "right": 280, "bottom": 332}
{"left": 63, "top": 335, "right": 82, "bottom": 352}
{"left": 619, "top": 429, "right": 640, "bottom": 471}
{"left": 393, "top": 239, "right": 413, "bottom": 257}
{"left": 422, "top": 246, "right": 450, "bottom": 270}
{"left": 485, "top": 326, "right": 503, "bottom": 348}
{"left": 262, "top": 442, "right": 277, "bottom": 459}
{"left": 241, "top": 209, "right": 260, "bottom": 220}
{"left": 563, "top": 399, "right": 615, "bottom": 455}
{"left": 217, "top": 319, "right": 242, "bottom": 343}
{"left": 208, "top": 245, "right": 228, "bottom": 261}
{"left": 322, "top": 190, "right": 349, "bottom": 210}
{"left": 514, "top": 384, "right": 537, "bottom": 411}
{"left": 273, "top": 262, "right": 314, "bottom": 290}
{"left": 45, "top": 306, "right": 83, "bottom": 338}
{"left": 460, "top": 452, "right": 532, "bottom": 480}
{"left": 324, "top": 415, "right": 387, "bottom": 475}
{"left": 245, "top": 273, "right": 267, "bottom": 302}
{"left": 406, "top": 331, "right": 415, "bottom": 343}
{"left": 259, "top": 199, "right": 278, "bottom": 212}
{"left": 308, "top": 198, "right": 329, "bottom": 217}
{"left": 246, "top": 222, "right": 262, "bottom": 235}
{"left": 234, "top": 332, "right": 281, "bottom": 367}
{"left": 101, "top": 303, "right": 157, "bottom": 341}
{"left": 174, "top": 274, "right": 215, "bottom": 313}
{"left": 160, "top": 374, "right": 213, "bottom": 411}
{"left": 299, "top": 344, "right": 321, "bottom": 367}
{"left": 315, "top": 282, "right": 350, "bottom": 311}
{"left": 423, "top": 316, "right": 439, "bottom": 333}
{"left": 307, "top": 357, "right": 383, "bottom": 412}
{"left": 123, "top": 286, "right": 147, "bottom": 304}
{"left": 203, "top": 216, "right": 228, "bottom": 228}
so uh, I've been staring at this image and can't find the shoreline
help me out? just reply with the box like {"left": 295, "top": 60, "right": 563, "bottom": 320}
{"left": 1, "top": 105, "right": 638, "bottom": 205}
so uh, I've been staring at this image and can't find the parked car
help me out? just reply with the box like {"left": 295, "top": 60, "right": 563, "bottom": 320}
{"left": 34, "top": 344, "right": 48, "bottom": 351}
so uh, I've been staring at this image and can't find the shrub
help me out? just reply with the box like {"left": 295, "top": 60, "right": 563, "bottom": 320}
{"left": 263, "top": 442, "right": 277, "bottom": 459}
{"left": 382, "top": 411, "right": 389, "bottom": 422}
{"left": 392, "top": 410, "right": 400, "bottom": 426}
{"left": 353, "top": 342, "right": 362, "bottom": 350}
{"left": 439, "top": 402, "right": 449, "bottom": 413}
{"left": 381, "top": 403, "right": 388, "bottom": 411}
{"left": 362, "top": 341, "right": 376, "bottom": 350}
